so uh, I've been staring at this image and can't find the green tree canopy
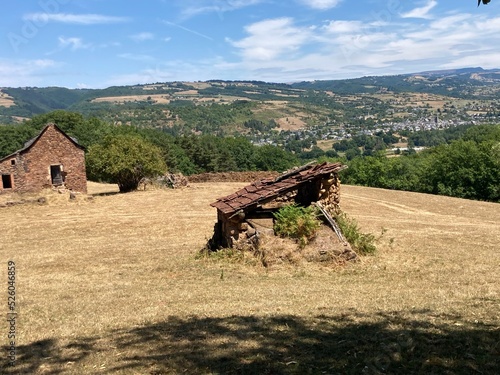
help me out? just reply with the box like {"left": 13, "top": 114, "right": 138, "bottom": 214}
{"left": 86, "top": 134, "right": 167, "bottom": 192}
{"left": 253, "top": 144, "right": 299, "bottom": 172}
{"left": 22, "top": 110, "right": 125, "bottom": 149}
{"left": 425, "top": 139, "right": 500, "bottom": 201}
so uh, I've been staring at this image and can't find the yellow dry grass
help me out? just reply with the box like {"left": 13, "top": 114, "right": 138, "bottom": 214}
{"left": 92, "top": 94, "right": 171, "bottom": 104}
{"left": 0, "top": 90, "right": 15, "bottom": 108}
{"left": 316, "top": 139, "right": 335, "bottom": 151}
{"left": 1, "top": 182, "right": 499, "bottom": 374}
{"left": 276, "top": 117, "right": 306, "bottom": 131}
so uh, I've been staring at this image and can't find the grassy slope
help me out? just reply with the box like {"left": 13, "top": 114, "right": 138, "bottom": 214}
{"left": 1, "top": 182, "right": 499, "bottom": 374}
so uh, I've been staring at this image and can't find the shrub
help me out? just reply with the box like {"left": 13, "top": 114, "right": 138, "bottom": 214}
{"left": 335, "top": 212, "right": 376, "bottom": 255}
{"left": 273, "top": 204, "right": 321, "bottom": 248}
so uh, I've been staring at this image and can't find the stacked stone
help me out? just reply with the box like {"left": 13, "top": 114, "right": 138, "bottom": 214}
{"left": 274, "top": 190, "right": 297, "bottom": 204}
{"left": 219, "top": 210, "right": 259, "bottom": 250}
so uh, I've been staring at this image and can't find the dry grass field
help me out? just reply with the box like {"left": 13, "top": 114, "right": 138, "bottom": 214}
{"left": 0, "top": 90, "right": 15, "bottom": 108}
{"left": 1, "top": 182, "right": 499, "bottom": 374}
{"left": 91, "top": 95, "right": 171, "bottom": 105}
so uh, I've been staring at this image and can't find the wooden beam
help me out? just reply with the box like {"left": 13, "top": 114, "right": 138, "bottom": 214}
{"left": 315, "top": 202, "right": 347, "bottom": 245}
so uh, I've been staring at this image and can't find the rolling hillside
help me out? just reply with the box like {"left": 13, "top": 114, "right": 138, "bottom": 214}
{"left": 1, "top": 68, "right": 499, "bottom": 136}
{"left": 1, "top": 182, "right": 498, "bottom": 374}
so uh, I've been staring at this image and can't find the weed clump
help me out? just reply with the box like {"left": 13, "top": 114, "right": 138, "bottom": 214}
{"left": 335, "top": 212, "right": 376, "bottom": 255}
{"left": 273, "top": 204, "right": 321, "bottom": 248}
{"left": 196, "top": 247, "right": 245, "bottom": 262}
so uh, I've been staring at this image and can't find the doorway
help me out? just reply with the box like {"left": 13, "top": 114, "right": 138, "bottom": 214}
{"left": 50, "top": 165, "right": 63, "bottom": 186}
{"left": 1, "top": 174, "right": 12, "bottom": 189}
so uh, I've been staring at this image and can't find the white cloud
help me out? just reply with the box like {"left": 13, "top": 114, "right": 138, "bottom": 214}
{"left": 58, "top": 37, "right": 91, "bottom": 51}
{"left": 9, "top": 5, "right": 500, "bottom": 87}
{"left": 180, "top": 0, "right": 263, "bottom": 19}
{"left": 23, "top": 13, "right": 129, "bottom": 25}
{"left": 229, "top": 18, "right": 312, "bottom": 61}
{"left": 322, "top": 20, "right": 364, "bottom": 34}
{"left": 223, "top": 10, "right": 500, "bottom": 82}
{"left": 105, "top": 56, "right": 242, "bottom": 87}
{"left": 130, "top": 32, "right": 155, "bottom": 42}
{"left": 441, "top": 52, "right": 500, "bottom": 70}
{"left": 400, "top": 0, "right": 437, "bottom": 19}
{"left": 298, "top": 0, "right": 342, "bottom": 10}
{"left": 0, "top": 59, "right": 58, "bottom": 87}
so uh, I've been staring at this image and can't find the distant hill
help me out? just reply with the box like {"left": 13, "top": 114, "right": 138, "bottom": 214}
{"left": 1, "top": 67, "right": 499, "bottom": 133}
{"left": 291, "top": 67, "right": 500, "bottom": 96}
{"left": 1, "top": 87, "right": 93, "bottom": 115}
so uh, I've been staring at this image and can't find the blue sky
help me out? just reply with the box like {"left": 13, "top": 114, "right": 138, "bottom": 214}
{"left": 1, "top": 0, "right": 499, "bottom": 88}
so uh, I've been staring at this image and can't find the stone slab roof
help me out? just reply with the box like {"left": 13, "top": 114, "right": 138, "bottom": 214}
{"left": 211, "top": 162, "right": 345, "bottom": 216}
{"left": 0, "top": 123, "right": 84, "bottom": 163}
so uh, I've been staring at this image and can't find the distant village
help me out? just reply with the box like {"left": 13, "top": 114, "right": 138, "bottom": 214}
{"left": 252, "top": 111, "right": 499, "bottom": 148}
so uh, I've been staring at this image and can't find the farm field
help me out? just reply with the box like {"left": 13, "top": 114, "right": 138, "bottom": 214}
{"left": 0, "top": 90, "right": 15, "bottom": 108}
{"left": 1, "top": 182, "right": 499, "bottom": 374}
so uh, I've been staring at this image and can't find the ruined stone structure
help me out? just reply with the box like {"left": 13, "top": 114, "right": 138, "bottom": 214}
{"left": 0, "top": 123, "right": 87, "bottom": 194}
{"left": 209, "top": 162, "right": 346, "bottom": 249}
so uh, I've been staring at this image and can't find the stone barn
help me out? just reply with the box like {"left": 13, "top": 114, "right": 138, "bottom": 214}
{"left": 0, "top": 123, "right": 87, "bottom": 194}
{"left": 209, "top": 162, "right": 346, "bottom": 249}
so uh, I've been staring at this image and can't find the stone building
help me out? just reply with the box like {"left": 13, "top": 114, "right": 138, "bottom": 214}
{"left": 0, "top": 123, "right": 87, "bottom": 194}
{"left": 209, "top": 162, "right": 346, "bottom": 249}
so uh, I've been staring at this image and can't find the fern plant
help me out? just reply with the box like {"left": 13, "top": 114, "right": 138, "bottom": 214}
{"left": 273, "top": 204, "right": 321, "bottom": 248}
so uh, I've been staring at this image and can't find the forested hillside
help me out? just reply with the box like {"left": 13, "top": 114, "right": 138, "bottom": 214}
{"left": 1, "top": 68, "right": 500, "bottom": 137}
{"left": 1, "top": 110, "right": 498, "bottom": 202}
{"left": 0, "top": 111, "right": 299, "bottom": 176}
{"left": 343, "top": 125, "right": 500, "bottom": 202}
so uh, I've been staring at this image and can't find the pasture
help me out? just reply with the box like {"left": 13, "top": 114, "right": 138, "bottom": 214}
{"left": 1, "top": 182, "right": 499, "bottom": 374}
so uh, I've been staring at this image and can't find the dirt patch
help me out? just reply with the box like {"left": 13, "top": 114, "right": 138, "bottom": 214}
{"left": 254, "top": 225, "right": 358, "bottom": 268}
{"left": 276, "top": 116, "right": 306, "bottom": 131}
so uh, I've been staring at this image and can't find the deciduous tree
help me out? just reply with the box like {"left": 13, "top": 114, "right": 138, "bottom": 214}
{"left": 86, "top": 134, "right": 166, "bottom": 192}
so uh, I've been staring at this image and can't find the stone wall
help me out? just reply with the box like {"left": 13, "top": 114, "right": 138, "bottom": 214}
{"left": 318, "top": 172, "right": 342, "bottom": 215}
{"left": 210, "top": 173, "right": 342, "bottom": 250}
{"left": 0, "top": 125, "right": 87, "bottom": 194}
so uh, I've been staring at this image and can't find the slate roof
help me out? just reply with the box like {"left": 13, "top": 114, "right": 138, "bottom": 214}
{"left": 0, "top": 123, "right": 84, "bottom": 163}
{"left": 211, "top": 162, "right": 346, "bottom": 216}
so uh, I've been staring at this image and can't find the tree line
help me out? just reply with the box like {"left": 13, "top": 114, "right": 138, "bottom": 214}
{"left": 1, "top": 110, "right": 498, "bottom": 201}
{"left": 342, "top": 125, "right": 500, "bottom": 202}
{"left": 0, "top": 111, "right": 299, "bottom": 191}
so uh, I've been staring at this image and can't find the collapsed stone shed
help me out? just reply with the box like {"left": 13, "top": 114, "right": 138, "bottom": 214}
{"left": 209, "top": 162, "right": 346, "bottom": 249}
{"left": 0, "top": 123, "right": 87, "bottom": 194}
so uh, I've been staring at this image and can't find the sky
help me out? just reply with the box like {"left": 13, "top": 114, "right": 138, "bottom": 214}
{"left": 1, "top": 0, "right": 499, "bottom": 88}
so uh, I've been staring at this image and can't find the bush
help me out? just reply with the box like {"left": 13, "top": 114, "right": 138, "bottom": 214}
{"left": 274, "top": 204, "right": 321, "bottom": 248}
{"left": 335, "top": 213, "right": 376, "bottom": 255}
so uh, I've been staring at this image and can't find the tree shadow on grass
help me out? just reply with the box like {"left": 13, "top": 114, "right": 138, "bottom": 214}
{"left": 3, "top": 310, "right": 499, "bottom": 374}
